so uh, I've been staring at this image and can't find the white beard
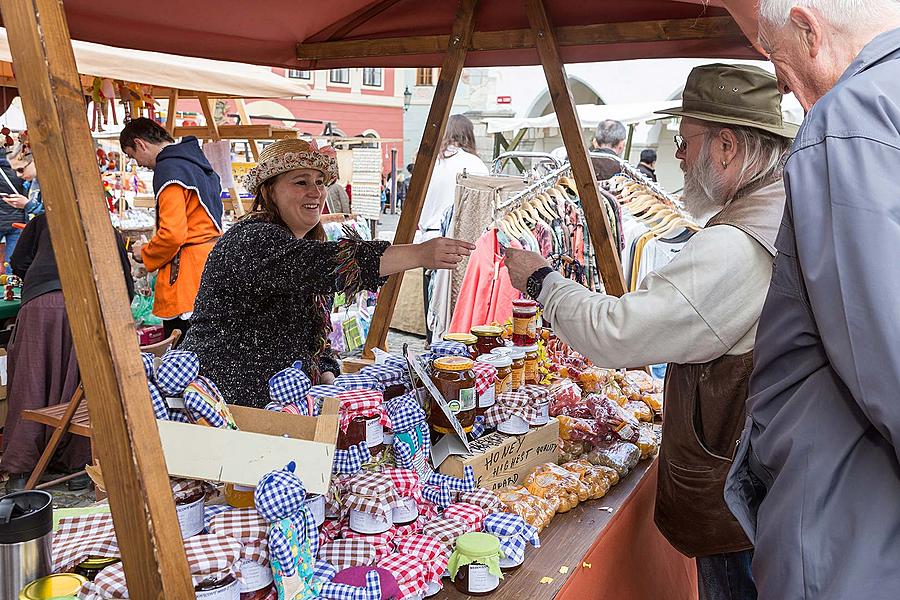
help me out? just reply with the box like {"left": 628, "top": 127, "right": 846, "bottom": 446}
{"left": 682, "top": 142, "right": 730, "bottom": 222}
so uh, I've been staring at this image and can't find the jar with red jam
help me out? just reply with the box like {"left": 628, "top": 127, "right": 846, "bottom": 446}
{"left": 195, "top": 573, "right": 241, "bottom": 599}
{"left": 430, "top": 357, "right": 476, "bottom": 434}
{"left": 511, "top": 299, "right": 538, "bottom": 346}
{"left": 337, "top": 396, "right": 386, "bottom": 458}
{"left": 470, "top": 326, "right": 505, "bottom": 357}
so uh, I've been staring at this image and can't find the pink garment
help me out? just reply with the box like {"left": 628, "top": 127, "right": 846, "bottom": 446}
{"left": 449, "top": 229, "right": 521, "bottom": 333}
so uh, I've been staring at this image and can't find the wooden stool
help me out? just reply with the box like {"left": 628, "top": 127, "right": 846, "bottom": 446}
{"left": 21, "top": 328, "right": 181, "bottom": 490}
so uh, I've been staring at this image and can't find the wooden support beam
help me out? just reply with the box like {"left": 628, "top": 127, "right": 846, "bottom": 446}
{"left": 199, "top": 94, "right": 245, "bottom": 216}
{"left": 363, "top": 0, "right": 479, "bottom": 358}
{"left": 165, "top": 88, "right": 179, "bottom": 135}
{"left": 235, "top": 100, "right": 260, "bottom": 162}
{"left": 297, "top": 15, "right": 742, "bottom": 61}
{"left": 1, "top": 1, "right": 194, "bottom": 597}
{"left": 328, "top": 0, "right": 406, "bottom": 41}
{"left": 173, "top": 124, "right": 299, "bottom": 140}
{"left": 525, "top": 0, "right": 627, "bottom": 296}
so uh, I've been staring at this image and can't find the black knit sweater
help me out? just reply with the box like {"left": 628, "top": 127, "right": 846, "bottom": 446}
{"left": 180, "top": 218, "right": 389, "bottom": 407}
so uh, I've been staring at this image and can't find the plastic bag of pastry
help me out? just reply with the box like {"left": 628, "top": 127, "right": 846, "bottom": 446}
{"left": 561, "top": 459, "right": 610, "bottom": 500}
{"left": 524, "top": 462, "right": 590, "bottom": 511}
{"left": 548, "top": 379, "right": 582, "bottom": 416}
{"left": 636, "top": 425, "right": 660, "bottom": 459}
{"left": 624, "top": 370, "right": 663, "bottom": 394}
{"left": 624, "top": 400, "right": 653, "bottom": 423}
{"left": 594, "top": 464, "right": 619, "bottom": 487}
{"left": 585, "top": 439, "right": 641, "bottom": 476}
{"left": 558, "top": 437, "right": 589, "bottom": 462}
{"left": 493, "top": 486, "right": 556, "bottom": 531}
{"left": 644, "top": 392, "right": 663, "bottom": 413}
{"left": 587, "top": 395, "right": 641, "bottom": 443}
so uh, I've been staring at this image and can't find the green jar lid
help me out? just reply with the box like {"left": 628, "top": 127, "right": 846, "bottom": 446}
{"left": 455, "top": 532, "right": 500, "bottom": 558}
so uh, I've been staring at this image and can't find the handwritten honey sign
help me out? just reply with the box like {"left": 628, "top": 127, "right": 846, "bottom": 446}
{"left": 438, "top": 419, "right": 560, "bottom": 490}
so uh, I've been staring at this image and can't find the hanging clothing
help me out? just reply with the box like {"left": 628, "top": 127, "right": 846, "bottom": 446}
{"left": 448, "top": 229, "right": 520, "bottom": 333}
{"left": 633, "top": 228, "right": 695, "bottom": 291}
{"left": 418, "top": 146, "right": 488, "bottom": 234}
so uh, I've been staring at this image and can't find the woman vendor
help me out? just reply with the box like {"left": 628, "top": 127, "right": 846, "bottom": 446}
{"left": 180, "top": 139, "right": 473, "bottom": 407}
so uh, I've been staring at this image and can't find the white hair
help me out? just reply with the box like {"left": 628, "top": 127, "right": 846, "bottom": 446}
{"left": 758, "top": 0, "right": 900, "bottom": 29}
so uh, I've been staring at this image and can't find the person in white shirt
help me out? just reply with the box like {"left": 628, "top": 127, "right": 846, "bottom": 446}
{"left": 505, "top": 64, "right": 797, "bottom": 600}
{"left": 418, "top": 114, "right": 488, "bottom": 341}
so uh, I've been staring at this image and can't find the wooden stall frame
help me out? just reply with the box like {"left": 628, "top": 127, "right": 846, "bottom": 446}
{"left": 2, "top": 0, "right": 746, "bottom": 595}
{"left": 2, "top": 0, "right": 195, "bottom": 596}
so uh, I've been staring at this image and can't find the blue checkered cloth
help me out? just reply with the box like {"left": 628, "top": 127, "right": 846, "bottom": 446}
{"left": 428, "top": 465, "right": 475, "bottom": 493}
{"left": 421, "top": 484, "right": 454, "bottom": 508}
{"left": 359, "top": 364, "right": 410, "bottom": 388}
{"left": 254, "top": 461, "right": 319, "bottom": 578}
{"left": 482, "top": 512, "right": 540, "bottom": 564}
{"left": 332, "top": 442, "right": 371, "bottom": 475}
{"left": 156, "top": 350, "right": 200, "bottom": 396}
{"left": 169, "top": 410, "right": 193, "bottom": 423}
{"left": 203, "top": 504, "right": 234, "bottom": 530}
{"left": 320, "top": 569, "right": 382, "bottom": 600}
{"left": 315, "top": 560, "right": 338, "bottom": 582}
{"left": 141, "top": 352, "right": 170, "bottom": 420}
{"left": 334, "top": 373, "right": 383, "bottom": 392}
{"left": 470, "top": 416, "right": 487, "bottom": 439}
{"left": 183, "top": 376, "right": 229, "bottom": 428}
{"left": 308, "top": 384, "right": 345, "bottom": 416}
{"left": 268, "top": 360, "right": 312, "bottom": 414}
{"left": 385, "top": 392, "right": 426, "bottom": 433}
{"left": 383, "top": 353, "right": 409, "bottom": 370}
{"left": 428, "top": 340, "right": 469, "bottom": 359}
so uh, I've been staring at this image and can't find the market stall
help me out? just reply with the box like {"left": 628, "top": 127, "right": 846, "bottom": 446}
{"left": 0, "top": 1, "right": 759, "bottom": 598}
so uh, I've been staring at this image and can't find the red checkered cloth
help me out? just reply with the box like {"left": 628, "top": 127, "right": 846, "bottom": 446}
{"left": 207, "top": 507, "right": 269, "bottom": 564}
{"left": 53, "top": 512, "right": 118, "bottom": 573}
{"left": 338, "top": 390, "right": 391, "bottom": 433}
{"left": 340, "top": 526, "right": 397, "bottom": 561}
{"left": 485, "top": 390, "right": 542, "bottom": 428}
{"left": 421, "top": 517, "right": 467, "bottom": 550}
{"left": 472, "top": 362, "right": 498, "bottom": 395}
{"left": 378, "top": 552, "right": 427, "bottom": 600}
{"left": 417, "top": 499, "right": 440, "bottom": 521}
{"left": 393, "top": 520, "right": 423, "bottom": 538}
{"left": 382, "top": 467, "right": 422, "bottom": 501}
{"left": 318, "top": 539, "right": 377, "bottom": 571}
{"left": 524, "top": 384, "right": 550, "bottom": 404}
{"left": 86, "top": 534, "right": 243, "bottom": 598}
{"left": 344, "top": 472, "right": 402, "bottom": 519}
{"left": 394, "top": 534, "right": 449, "bottom": 584}
{"left": 320, "top": 518, "right": 346, "bottom": 547}
{"left": 442, "top": 502, "right": 486, "bottom": 532}
{"left": 457, "top": 488, "right": 506, "bottom": 514}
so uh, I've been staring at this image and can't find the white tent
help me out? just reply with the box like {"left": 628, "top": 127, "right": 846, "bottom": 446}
{"left": 483, "top": 101, "right": 682, "bottom": 134}
{"left": 0, "top": 27, "right": 309, "bottom": 99}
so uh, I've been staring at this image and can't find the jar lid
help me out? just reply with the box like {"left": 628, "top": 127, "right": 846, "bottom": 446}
{"left": 512, "top": 299, "right": 538, "bottom": 309}
{"left": 476, "top": 353, "right": 512, "bottom": 368}
{"left": 433, "top": 356, "right": 474, "bottom": 372}
{"left": 520, "top": 344, "right": 539, "bottom": 353}
{"left": 507, "top": 347, "right": 526, "bottom": 360}
{"left": 470, "top": 325, "right": 503, "bottom": 337}
{"left": 443, "top": 333, "right": 477, "bottom": 345}
{"left": 76, "top": 556, "right": 120, "bottom": 570}
{"left": 454, "top": 532, "right": 501, "bottom": 558}
{"left": 349, "top": 471, "right": 393, "bottom": 496}
{"left": 19, "top": 574, "right": 88, "bottom": 599}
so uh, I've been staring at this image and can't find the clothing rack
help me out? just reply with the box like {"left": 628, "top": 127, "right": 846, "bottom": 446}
{"left": 491, "top": 151, "right": 563, "bottom": 175}
{"left": 589, "top": 151, "right": 677, "bottom": 205}
{"left": 497, "top": 162, "right": 572, "bottom": 213}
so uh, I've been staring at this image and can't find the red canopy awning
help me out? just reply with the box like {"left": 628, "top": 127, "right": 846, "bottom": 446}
{"left": 12, "top": 0, "right": 761, "bottom": 69}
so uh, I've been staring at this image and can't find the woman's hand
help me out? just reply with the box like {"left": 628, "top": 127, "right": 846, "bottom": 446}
{"left": 3, "top": 194, "right": 29, "bottom": 209}
{"left": 418, "top": 237, "right": 476, "bottom": 269}
{"left": 379, "top": 237, "right": 476, "bottom": 276}
{"left": 319, "top": 371, "right": 336, "bottom": 385}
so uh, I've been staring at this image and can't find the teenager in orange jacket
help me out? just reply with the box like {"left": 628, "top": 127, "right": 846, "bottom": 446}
{"left": 120, "top": 118, "right": 224, "bottom": 339}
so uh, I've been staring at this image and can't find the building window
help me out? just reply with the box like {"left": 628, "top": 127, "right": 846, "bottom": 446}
{"left": 287, "top": 69, "right": 311, "bottom": 80}
{"left": 329, "top": 68, "right": 350, "bottom": 84}
{"left": 416, "top": 68, "right": 434, "bottom": 86}
{"left": 362, "top": 68, "right": 383, "bottom": 87}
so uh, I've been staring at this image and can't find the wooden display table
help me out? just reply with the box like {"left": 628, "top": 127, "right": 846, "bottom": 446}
{"left": 435, "top": 458, "right": 698, "bottom": 600}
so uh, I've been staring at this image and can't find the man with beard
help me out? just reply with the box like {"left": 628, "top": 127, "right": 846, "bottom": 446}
{"left": 505, "top": 64, "right": 795, "bottom": 600}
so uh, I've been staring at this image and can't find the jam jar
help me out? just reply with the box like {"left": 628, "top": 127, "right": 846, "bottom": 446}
{"left": 470, "top": 326, "right": 505, "bottom": 357}
{"left": 522, "top": 345, "right": 540, "bottom": 385}
{"left": 451, "top": 532, "right": 503, "bottom": 596}
{"left": 477, "top": 354, "right": 512, "bottom": 396}
{"left": 430, "top": 357, "right": 476, "bottom": 434}
{"left": 443, "top": 333, "right": 479, "bottom": 359}
{"left": 505, "top": 347, "right": 526, "bottom": 391}
{"left": 511, "top": 299, "right": 538, "bottom": 346}
{"left": 337, "top": 414, "right": 385, "bottom": 458}
{"left": 74, "top": 557, "right": 120, "bottom": 581}
{"left": 195, "top": 574, "right": 241, "bottom": 599}
{"left": 175, "top": 485, "right": 206, "bottom": 539}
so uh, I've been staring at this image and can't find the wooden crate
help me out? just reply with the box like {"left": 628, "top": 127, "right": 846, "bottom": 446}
{"left": 438, "top": 419, "right": 560, "bottom": 490}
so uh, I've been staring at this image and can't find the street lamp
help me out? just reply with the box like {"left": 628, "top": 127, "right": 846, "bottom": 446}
{"left": 403, "top": 86, "right": 412, "bottom": 112}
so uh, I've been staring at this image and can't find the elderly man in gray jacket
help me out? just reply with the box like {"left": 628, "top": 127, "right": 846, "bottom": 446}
{"left": 724, "top": 2, "right": 900, "bottom": 599}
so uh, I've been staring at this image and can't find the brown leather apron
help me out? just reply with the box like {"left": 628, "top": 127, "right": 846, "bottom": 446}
{"left": 653, "top": 179, "right": 785, "bottom": 558}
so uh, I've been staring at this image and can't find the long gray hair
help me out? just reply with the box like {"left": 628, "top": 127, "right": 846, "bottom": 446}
{"left": 704, "top": 124, "right": 793, "bottom": 200}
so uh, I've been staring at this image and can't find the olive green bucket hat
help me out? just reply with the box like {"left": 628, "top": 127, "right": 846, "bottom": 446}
{"left": 655, "top": 63, "right": 799, "bottom": 139}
